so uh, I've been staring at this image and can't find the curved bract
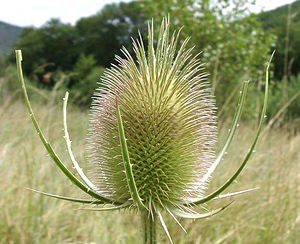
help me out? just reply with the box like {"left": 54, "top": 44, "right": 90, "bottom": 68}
{"left": 16, "top": 18, "right": 273, "bottom": 244}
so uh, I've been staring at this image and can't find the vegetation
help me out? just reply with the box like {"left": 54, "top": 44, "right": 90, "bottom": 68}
{"left": 9, "top": 1, "right": 274, "bottom": 111}
{"left": 259, "top": 0, "right": 300, "bottom": 79}
{"left": 0, "top": 21, "right": 21, "bottom": 57}
{"left": 0, "top": 88, "right": 299, "bottom": 243}
{"left": 141, "top": 0, "right": 273, "bottom": 109}
{"left": 1, "top": 0, "right": 299, "bottom": 115}
{"left": 0, "top": 0, "right": 300, "bottom": 243}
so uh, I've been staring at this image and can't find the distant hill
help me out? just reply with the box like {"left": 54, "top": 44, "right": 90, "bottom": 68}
{"left": 0, "top": 21, "right": 22, "bottom": 57}
{"left": 259, "top": 0, "right": 300, "bottom": 78}
{"left": 259, "top": 0, "right": 300, "bottom": 28}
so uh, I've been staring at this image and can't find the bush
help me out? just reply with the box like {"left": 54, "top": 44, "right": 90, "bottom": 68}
{"left": 0, "top": 65, "right": 22, "bottom": 99}
{"left": 70, "top": 65, "right": 105, "bottom": 107}
{"left": 268, "top": 75, "right": 300, "bottom": 121}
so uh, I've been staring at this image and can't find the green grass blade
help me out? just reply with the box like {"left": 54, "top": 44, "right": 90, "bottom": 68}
{"left": 26, "top": 188, "right": 104, "bottom": 204}
{"left": 190, "top": 53, "right": 273, "bottom": 206}
{"left": 116, "top": 104, "right": 148, "bottom": 210}
{"left": 15, "top": 50, "right": 118, "bottom": 205}
{"left": 63, "top": 91, "right": 100, "bottom": 192}
{"left": 200, "top": 80, "right": 249, "bottom": 183}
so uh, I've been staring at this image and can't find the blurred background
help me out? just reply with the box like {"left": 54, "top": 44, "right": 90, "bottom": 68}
{"left": 0, "top": 0, "right": 299, "bottom": 243}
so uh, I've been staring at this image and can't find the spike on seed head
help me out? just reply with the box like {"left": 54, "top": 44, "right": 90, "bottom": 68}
{"left": 87, "top": 18, "right": 217, "bottom": 210}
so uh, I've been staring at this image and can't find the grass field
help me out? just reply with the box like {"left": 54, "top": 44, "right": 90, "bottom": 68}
{"left": 0, "top": 92, "right": 299, "bottom": 243}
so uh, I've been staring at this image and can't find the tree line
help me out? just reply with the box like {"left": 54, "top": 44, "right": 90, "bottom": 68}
{"left": 5, "top": 0, "right": 299, "bottom": 121}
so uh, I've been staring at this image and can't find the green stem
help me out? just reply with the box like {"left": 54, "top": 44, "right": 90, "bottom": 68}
{"left": 143, "top": 211, "right": 157, "bottom": 244}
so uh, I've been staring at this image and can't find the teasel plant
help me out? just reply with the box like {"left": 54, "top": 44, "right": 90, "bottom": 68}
{"left": 16, "top": 18, "right": 274, "bottom": 244}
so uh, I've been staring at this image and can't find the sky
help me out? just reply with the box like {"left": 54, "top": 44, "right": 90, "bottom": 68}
{"left": 0, "top": 0, "right": 296, "bottom": 27}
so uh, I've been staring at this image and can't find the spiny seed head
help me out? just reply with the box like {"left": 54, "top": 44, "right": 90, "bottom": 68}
{"left": 87, "top": 19, "right": 217, "bottom": 210}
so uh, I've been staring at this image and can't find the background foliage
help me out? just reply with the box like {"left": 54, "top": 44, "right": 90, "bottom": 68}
{"left": 140, "top": 0, "right": 274, "bottom": 111}
{"left": 1, "top": 1, "right": 300, "bottom": 243}
{"left": 1, "top": 0, "right": 299, "bottom": 119}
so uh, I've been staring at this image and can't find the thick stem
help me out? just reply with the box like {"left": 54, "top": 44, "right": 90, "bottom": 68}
{"left": 142, "top": 211, "right": 157, "bottom": 244}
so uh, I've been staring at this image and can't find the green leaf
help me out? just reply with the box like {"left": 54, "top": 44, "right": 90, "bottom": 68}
{"left": 15, "top": 50, "right": 119, "bottom": 205}
{"left": 26, "top": 188, "right": 104, "bottom": 204}
{"left": 63, "top": 91, "right": 99, "bottom": 192}
{"left": 116, "top": 104, "right": 148, "bottom": 210}
{"left": 190, "top": 52, "right": 274, "bottom": 206}
{"left": 200, "top": 80, "right": 249, "bottom": 183}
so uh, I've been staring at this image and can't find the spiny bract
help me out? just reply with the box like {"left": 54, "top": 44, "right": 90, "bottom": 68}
{"left": 87, "top": 19, "right": 217, "bottom": 212}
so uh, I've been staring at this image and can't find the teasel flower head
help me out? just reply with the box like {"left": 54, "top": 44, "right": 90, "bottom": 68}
{"left": 16, "top": 17, "right": 273, "bottom": 244}
{"left": 87, "top": 18, "right": 217, "bottom": 211}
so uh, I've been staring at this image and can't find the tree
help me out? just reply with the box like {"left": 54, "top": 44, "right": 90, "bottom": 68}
{"left": 13, "top": 19, "right": 79, "bottom": 76}
{"left": 75, "top": 2, "right": 147, "bottom": 67}
{"left": 12, "top": 2, "right": 146, "bottom": 88}
{"left": 259, "top": 1, "right": 300, "bottom": 80}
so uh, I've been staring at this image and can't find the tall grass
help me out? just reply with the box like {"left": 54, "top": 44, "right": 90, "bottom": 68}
{"left": 0, "top": 92, "right": 299, "bottom": 243}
